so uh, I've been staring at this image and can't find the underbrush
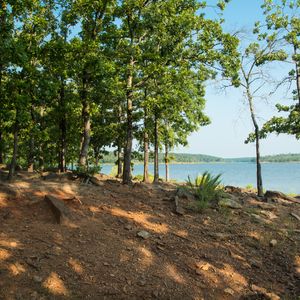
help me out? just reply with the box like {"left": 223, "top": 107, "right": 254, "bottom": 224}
{"left": 186, "top": 171, "right": 225, "bottom": 211}
{"left": 74, "top": 165, "right": 102, "bottom": 178}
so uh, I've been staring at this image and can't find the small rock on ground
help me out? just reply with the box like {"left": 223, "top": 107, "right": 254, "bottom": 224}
{"left": 219, "top": 198, "right": 242, "bottom": 209}
{"left": 270, "top": 239, "right": 277, "bottom": 247}
{"left": 137, "top": 231, "right": 151, "bottom": 240}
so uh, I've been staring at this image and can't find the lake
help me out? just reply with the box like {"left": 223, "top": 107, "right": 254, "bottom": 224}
{"left": 101, "top": 162, "right": 300, "bottom": 194}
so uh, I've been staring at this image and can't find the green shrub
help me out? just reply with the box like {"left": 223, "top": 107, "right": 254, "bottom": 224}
{"left": 110, "top": 165, "right": 118, "bottom": 177}
{"left": 74, "top": 165, "right": 101, "bottom": 177}
{"left": 245, "top": 184, "right": 254, "bottom": 190}
{"left": 133, "top": 173, "right": 154, "bottom": 182}
{"left": 186, "top": 171, "right": 224, "bottom": 211}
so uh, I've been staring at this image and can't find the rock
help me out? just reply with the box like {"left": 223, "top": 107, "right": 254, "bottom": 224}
{"left": 219, "top": 198, "right": 242, "bottom": 209}
{"left": 224, "top": 288, "right": 235, "bottom": 296}
{"left": 174, "top": 195, "right": 185, "bottom": 216}
{"left": 124, "top": 225, "right": 133, "bottom": 230}
{"left": 137, "top": 231, "right": 151, "bottom": 240}
{"left": 90, "top": 176, "right": 104, "bottom": 186}
{"left": 177, "top": 188, "right": 195, "bottom": 201}
{"left": 270, "top": 239, "right": 277, "bottom": 247}
{"left": 44, "top": 195, "right": 71, "bottom": 225}
{"left": 265, "top": 190, "right": 300, "bottom": 204}
{"left": 257, "top": 203, "right": 277, "bottom": 211}
{"left": 259, "top": 210, "right": 277, "bottom": 220}
{"left": 251, "top": 214, "right": 267, "bottom": 223}
{"left": 290, "top": 213, "right": 300, "bottom": 221}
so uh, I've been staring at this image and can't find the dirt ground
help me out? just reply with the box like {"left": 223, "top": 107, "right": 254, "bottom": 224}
{"left": 0, "top": 171, "right": 299, "bottom": 300}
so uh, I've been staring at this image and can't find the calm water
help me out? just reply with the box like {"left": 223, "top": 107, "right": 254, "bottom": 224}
{"left": 101, "top": 162, "right": 300, "bottom": 194}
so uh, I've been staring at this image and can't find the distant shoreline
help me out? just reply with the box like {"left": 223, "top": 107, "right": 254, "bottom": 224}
{"left": 101, "top": 161, "right": 300, "bottom": 165}
{"left": 100, "top": 152, "right": 300, "bottom": 165}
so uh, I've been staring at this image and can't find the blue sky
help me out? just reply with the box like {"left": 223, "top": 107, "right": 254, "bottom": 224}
{"left": 175, "top": 0, "right": 300, "bottom": 158}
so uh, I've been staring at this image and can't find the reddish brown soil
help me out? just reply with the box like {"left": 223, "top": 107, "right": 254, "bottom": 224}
{"left": 0, "top": 173, "right": 299, "bottom": 300}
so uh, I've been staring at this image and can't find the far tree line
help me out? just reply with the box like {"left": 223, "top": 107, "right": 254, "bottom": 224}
{"left": 0, "top": 0, "right": 299, "bottom": 196}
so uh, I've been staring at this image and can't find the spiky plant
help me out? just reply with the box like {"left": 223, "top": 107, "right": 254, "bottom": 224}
{"left": 187, "top": 171, "right": 224, "bottom": 210}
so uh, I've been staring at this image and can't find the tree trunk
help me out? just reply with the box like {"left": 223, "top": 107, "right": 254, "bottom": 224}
{"left": 8, "top": 109, "right": 19, "bottom": 180}
{"left": 294, "top": 46, "right": 300, "bottom": 108}
{"left": 39, "top": 106, "right": 45, "bottom": 172}
{"left": 94, "top": 149, "right": 100, "bottom": 167}
{"left": 27, "top": 134, "right": 35, "bottom": 172}
{"left": 79, "top": 99, "right": 91, "bottom": 167}
{"left": 0, "top": 131, "right": 3, "bottom": 164}
{"left": 0, "top": 60, "right": 3, "bottom": 164}
{"left": 143, "top": 107, "right": 150, "bottom": 183}
{"left": 123, "top": 58, "right": 134, "bottom": 184}
{"left": 79, "top": 69, "right": 91, "bottom": 168}
{"left": 59, "top": 81, "right": 67, "bottom": 172}
{"left": 143, "top": 130, "right": 150, "bottom": 183}
{"left": 27, "top": 105, "right": 35, "bottom": 172}
{"left": 165, "top": 143, "right": 169, "bottom": 182}
{"left": 255, "top": 129, "right": 263, "bottom": 197}
{"left": 247, "top": 89, "right": 263, "bottom": 197}
{"left": 153, "top": 112, "right": 159, "bottom": 183}
{"left": 117, "top": 144, "right": 123, "bottom": 178}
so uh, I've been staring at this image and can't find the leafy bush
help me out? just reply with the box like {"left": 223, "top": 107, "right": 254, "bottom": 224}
{"left": 186, "top": 171, "right": 224, "bottom": 211}
{"left": 245, "top": 184, "right": 254, "bottom": 190}
{"left": 74, "top": 165, "right": 102, "bottom": 177}
{"left": 133, "top": 173, "right": 155, "bottom": 182}
{"left": 110, "top": 165, "right": 118, "bottom": 177}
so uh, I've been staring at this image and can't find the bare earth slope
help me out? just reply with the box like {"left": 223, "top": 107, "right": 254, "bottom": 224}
{"left": 0, "top": 173, "right": 299, "bottom": 300}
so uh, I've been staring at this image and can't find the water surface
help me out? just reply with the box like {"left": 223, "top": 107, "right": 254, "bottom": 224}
{"left": 101, "top": 162, "right": 300, "bottom": 194}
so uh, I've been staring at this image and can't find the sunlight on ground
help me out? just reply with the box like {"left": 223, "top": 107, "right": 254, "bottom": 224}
{"left": 62, "top": 184, "right": 76, "bottom": 195}
{"left": 137, "top": 246, "right": 153, "bottom": 269}
{"left": 295, "top": 255, "right": 300, "bottom": 275}
{"left": 0, "top": 248, "right": 11, "bottom": 261}
{"left": 8, "top": 262, "right": 26, "bottom": 276}
{"left": 196, "top": 261, "right": 219, "bottom": 284}
{"left": 89, "top": 206, "right": 102, "bottom": 214}
{"left": 0, "top": 238, "right": 19, "bottom": 249}
{"left": 43, "top": 272, "right": 69, "bottom": 296}
{"left": 107, "top": 207, "right": 169, "bottom": 234}
{"left": 16, "top": 182, "right": 30, "bottom": 189}
{"left": 195, "top": 261, "right": 248, "bottom": 292}
{"left": 68, "top": 258, "right": 84, "bottom": 275}
{"left": 165, "top": 263, "right": 186, "bottom": 284}
{"left": 175, "top": 230, "right": 189, "bottom": 238}
{"left": 247, "top": 231, "right": 261, "bottom": 241}
{"left": 0, "top": 197, "right": 8, "bottom": 207}
{"left": 219, "top": 264, "right": 248, "bottom": 292}
{"left": 251, "top": 284, "right": 280, "bottom": 300}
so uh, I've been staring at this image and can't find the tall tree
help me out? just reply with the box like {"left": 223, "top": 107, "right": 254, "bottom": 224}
{"left": 256, "top": 0, "right": 300, "bottom": 139}
{"left": 241, "top": 41, "right": 286, "bottom": 197}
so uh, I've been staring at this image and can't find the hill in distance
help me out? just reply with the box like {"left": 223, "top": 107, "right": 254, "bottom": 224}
{"left": 101, "top": 152, "right": 300, "bottom": 164}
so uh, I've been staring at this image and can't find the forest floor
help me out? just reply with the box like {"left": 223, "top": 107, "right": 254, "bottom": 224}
{"left": 0, "top": 170, "right": 300, "bottom": 300}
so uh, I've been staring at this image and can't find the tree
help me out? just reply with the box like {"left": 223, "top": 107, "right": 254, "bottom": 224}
{"left": 256, "top": 0, "right": 300, "bottom": 139}
{"left": 241, "top": 41, "right": 286, "bottom": 197}
{"left": 118, "top": 0, "right": 240, "bottom": 184}
{"left": 67, "top": 0, "right": 115, "bottom": 168}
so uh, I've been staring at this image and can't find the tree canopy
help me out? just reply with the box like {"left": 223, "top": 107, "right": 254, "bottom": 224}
{"left": 0, "top": 0, "right": 240, "bottom": 182}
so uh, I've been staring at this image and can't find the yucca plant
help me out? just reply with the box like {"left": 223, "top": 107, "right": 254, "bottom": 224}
{"left": 186, "top": 171, "right": 224, "bottom": 210}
